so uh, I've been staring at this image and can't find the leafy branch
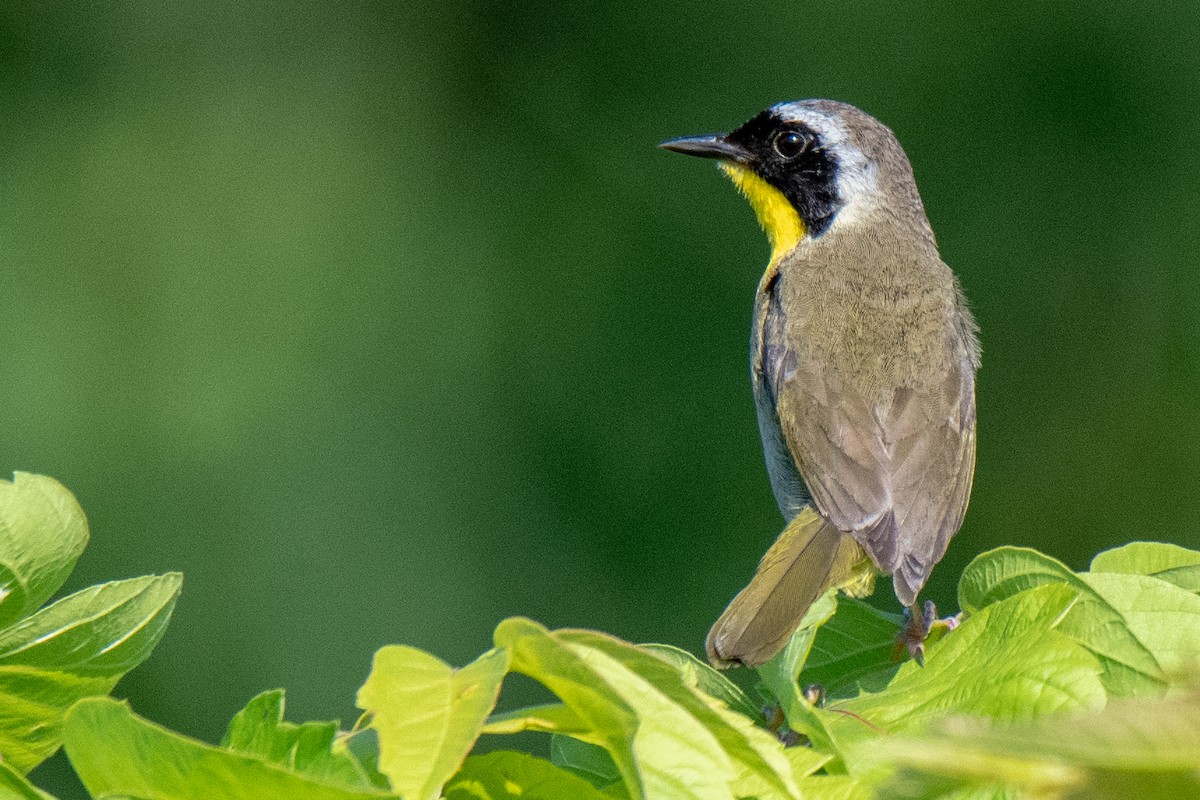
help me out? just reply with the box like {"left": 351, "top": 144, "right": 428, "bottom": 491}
{"left": 2, "top": 471, "right": 1199, "bottom": 799}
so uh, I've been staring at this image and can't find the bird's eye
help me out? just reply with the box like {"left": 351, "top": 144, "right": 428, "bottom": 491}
{"left": 773, "top": 129, "right": 808, "bottom": 158}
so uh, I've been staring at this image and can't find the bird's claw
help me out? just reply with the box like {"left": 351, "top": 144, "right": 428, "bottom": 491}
{"left": 896, "top": 600, "right": 938, "bottom": 666}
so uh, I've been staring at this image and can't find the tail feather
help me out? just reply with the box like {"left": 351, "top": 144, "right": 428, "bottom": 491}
{"left": 706, "top": 507, "right": 869, "bottom": 668}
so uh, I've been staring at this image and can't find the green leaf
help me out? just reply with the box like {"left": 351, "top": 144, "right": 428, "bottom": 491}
{"left": 638, "top": 643, "right": 761, "bottom": 720}
{"left": 800, "top": 598, "right": 903, "bottom": 698}
{"left": 792, "top": 774, "right": 873, "bottom": 800}
{"left": 0, "top": 574, "right": 183, "bottom": 675}
{"left": 829, "top": 585, "right": 1106, "bottom": 751}
{"left": 958, "top": 547, "right": 1166, "bottom": 697}
{"left": 958, "top": 547, "right": 1081, "bottom": 615}
{"left": 963, "top": 546, "right": 1200, "bottom": 695}
{"left": 221, "top": 690, "right": 373, "bottom": 789}
{"left": 494, "top": 617, "right": 685, "bottom": 800}
{"left": 0, "top": 476, "right": 181, "bottom": 774}
{"left": 559, "top": 628, "right": 799, "bottom": 800}
{"left": 1079, "top": 572, "right": 1200, "bottom": 677}
{"left": 0, "top": 473, "right": 89, "bottom": 629}
{"left": 445, "top": 751, "right": 613, "bottom": 800}
{"left": 0, "top": 574, "right": 182, "bottom": 772}
{"left": 356, "top": 645, "right": 509, "bottom": 800}
{"left": 483, "top": 703, "right": 593, "bottom": 738}
{"left": 494, "top": 617, "right": 800, "bottom": 800}
{"left": 0, "top": 667, "right": 115, "bottom": 773}
{"left": 872, "top": 689, "right": 1200, "bottom": 800}
{"left": 1090, "top": 542, "right": 1200, "bottom": 594}
{"left": 550, "top": 734, "right": 622, "bottom": 788}
{"left": 0, "top": 760, "right": 57, "bottom": 799}
{"left": 62, "top": 697, "right": 396, "bottom": 800}
{"left": 755, "top": 592, "right": 842, "bottom": 757}
{"left": 782, "top": 745, "right": 833, "bottom": 779}
{"left": 340, "top": 730, "right": 391, "bottom": 792}
{"left": 878, "top": 774, "right": 1018, "bottom": 800}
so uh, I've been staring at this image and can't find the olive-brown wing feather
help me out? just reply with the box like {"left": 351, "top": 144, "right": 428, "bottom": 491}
{"left": 763, "top": 290, "right": 977, "bottom": 604}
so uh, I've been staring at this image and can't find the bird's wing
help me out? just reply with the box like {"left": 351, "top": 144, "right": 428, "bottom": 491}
{"left": 751, "top": 268, "right": 812, "bottom": 521}
{"left": 757, "top": 273, "right": 977, "bottom": 605}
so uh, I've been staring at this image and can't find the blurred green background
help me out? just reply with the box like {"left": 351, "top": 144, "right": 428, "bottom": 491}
{"left": 3, "top": 1, "right": 1199, "bottom": 794}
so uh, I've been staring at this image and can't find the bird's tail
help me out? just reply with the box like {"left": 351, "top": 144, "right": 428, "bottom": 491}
{"left": 706, "top": 507, "right": 874, "bottom": 668}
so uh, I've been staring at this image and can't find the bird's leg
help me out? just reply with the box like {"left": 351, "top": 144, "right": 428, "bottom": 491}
{"left": 896, "top": 600, "right": 964, "bottom": 665}
{"left": 900, "top": 599, "right": 937, "bottom": 666}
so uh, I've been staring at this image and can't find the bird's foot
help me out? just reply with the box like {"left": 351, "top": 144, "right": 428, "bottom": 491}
{"left": 763, "top": 703, "right": 799, "bottom": 746}
{"left": 762, "top": 685, "right": 824, "bottom": 746}
{"left": 894, "top": 601, "right": 962, "bottom": 666}
{"left": 905, "top": 599, "right": 936, "bottom": 666}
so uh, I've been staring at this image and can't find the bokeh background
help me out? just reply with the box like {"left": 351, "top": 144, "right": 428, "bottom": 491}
{"left": 3, "top": 2, "right": 1199, "bottom": 794}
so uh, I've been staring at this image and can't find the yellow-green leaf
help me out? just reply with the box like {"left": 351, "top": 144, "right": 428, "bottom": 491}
{"left": 0, "top": 473, "right": 88, "bottom": 629}
{"left": 356, "top": 645, "right": 509, "bottom": 800}
{"left": 958, "top": 547, "right": 1166, "bottom": 696}
{"left": 445, "top": 751, "right": 612, "bottom": 800}
{"left": 221, "top": 690, "right": 374, "bottom": 789}
{"left": 756, "top": 592, "right": 842, "bottom": 757}
{"left": 494, "top": 617, "right": 801, "bottom": 800}
{"left": 1090, "top": 542, "right": 1200, "bottom": 594}
{"left": 0, "top": 573, "right": 182, "bottom": 772}
{"left": 872, "top": 690, "right": 1200, "bottom": 799}
{"left": 1079, "top": 572, "right": 1200, "bottom": 676}
{"left": 829, "top": 585, "right": 1106, "bottom": 752}
{"left": 63, "top": 697, "right": 394, "bottom": 800}
{"left": 0, "top": 752, "right": 59, "bottom": 798}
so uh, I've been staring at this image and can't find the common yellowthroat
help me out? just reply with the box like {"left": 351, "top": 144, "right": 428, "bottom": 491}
{"left": 661, "top": 100, "right": 980, "bottom": 667}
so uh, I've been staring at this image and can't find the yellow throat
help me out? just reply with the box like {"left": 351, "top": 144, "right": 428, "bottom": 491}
{"left": 719, "top": 162, "right": 805, "bottom": 265}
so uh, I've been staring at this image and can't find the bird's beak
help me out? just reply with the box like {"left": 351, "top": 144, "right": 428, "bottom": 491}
{"left": 658, "top": 134, "right": 753, "bottom": 164}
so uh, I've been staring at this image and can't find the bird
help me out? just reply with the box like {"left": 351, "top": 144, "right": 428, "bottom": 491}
{"left": 660, "top": 100, "right": 980, "bottom": 668}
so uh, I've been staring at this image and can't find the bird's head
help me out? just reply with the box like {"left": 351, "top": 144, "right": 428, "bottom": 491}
{"left": 661, "top": 100, "right": 931, "bottom": 265}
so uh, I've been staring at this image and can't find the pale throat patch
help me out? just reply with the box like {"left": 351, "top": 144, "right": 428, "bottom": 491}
{"left": 719, "top": 162, "right": 806, "bottom": 265}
